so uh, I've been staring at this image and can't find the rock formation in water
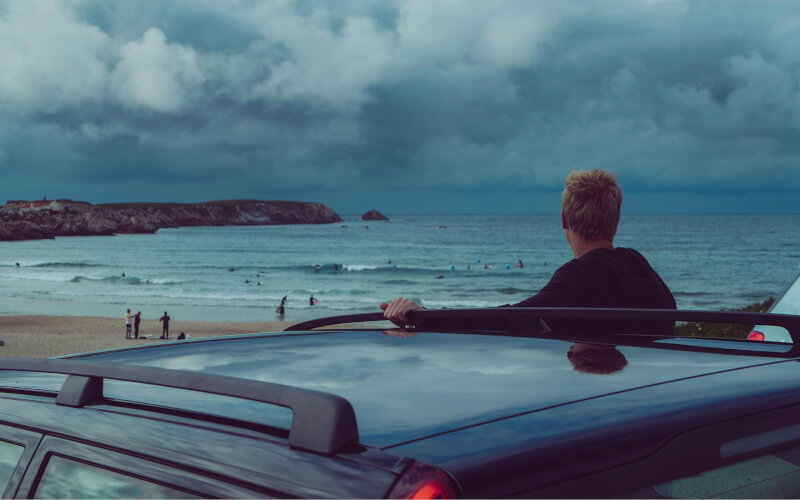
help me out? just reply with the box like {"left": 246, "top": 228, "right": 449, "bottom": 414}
{"left": 361, "top": 209, "right": 389, "bottom": 221}
{"left": 0, "top": 199, "right": 343, "bottom": 241}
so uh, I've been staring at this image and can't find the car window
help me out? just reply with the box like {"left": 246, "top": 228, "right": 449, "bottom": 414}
{"left": 0, "top": 440, "right": 24, "bottom": 493}
{"left": 655, "top": 445, "right": 800, "bottom": 498}
{"left": 34, "top": 455, "right": 197, "bottom": 499}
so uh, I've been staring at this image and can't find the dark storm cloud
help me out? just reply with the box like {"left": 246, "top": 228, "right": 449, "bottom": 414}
{"left": 0, "top": 0, "right": 798, "bottom": 212}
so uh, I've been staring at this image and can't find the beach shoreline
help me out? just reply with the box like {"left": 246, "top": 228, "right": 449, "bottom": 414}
{"left": 0, "top": 315, "right": 294, "bottom": 358}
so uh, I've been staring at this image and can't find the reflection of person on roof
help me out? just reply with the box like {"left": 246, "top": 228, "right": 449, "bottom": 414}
{"left": 567, "top": 343, "right": 628, "bottom": 374}
{"left": 380, "top": 169, "right": 676, "bottom": 333}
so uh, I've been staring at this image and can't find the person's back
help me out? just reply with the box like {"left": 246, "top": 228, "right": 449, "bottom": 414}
{"left": 514, "top": 247, "right": 674, "bottom": 310}
{"left": 512, "top": 247, "right": 675, "bottom": 335}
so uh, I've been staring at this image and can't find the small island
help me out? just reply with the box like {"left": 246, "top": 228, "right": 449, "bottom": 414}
{"left": 0, "top": 199, "right": 343, "bottom": 241}
{"left": 362, "top": 209, "right": 389, "bottom": 221}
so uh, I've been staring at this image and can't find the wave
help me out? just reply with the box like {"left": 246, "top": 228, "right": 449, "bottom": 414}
{"left": 169, "top": 262, "right": 530, "bottom": 277}
{"left": 0, "top": 261, "right": 102, "bottom": 269}
{"left": 69, "top": 275, "right": 184, "bottom": 285}
{"left": 32, "top": 261, "right": 102, "bottom": 269}
{"left": 344, "top": 264, "right": 380, "bottom": 271}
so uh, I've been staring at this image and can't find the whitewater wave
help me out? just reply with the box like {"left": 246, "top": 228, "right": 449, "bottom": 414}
{"left": 69, "top": 275, "right": 184, "bottom": 285}
{"left": 343, "top": 264, "right": 380, "bottom": 271}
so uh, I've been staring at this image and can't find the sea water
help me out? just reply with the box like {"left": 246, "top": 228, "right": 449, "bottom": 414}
{"left": 0, "top": 214, "right": 798, "bottom": 323}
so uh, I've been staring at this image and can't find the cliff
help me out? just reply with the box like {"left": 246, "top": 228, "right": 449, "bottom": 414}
{"left": 0, "top": 200, "right": 343, "bottom": 241}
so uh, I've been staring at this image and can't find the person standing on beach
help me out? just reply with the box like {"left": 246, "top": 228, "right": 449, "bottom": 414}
{"left": 159, "top": 311, "right": 171, "bottom": 339}
{"left": 380, "top": 169, "right": 676, "bottom": 333}
{"left": 125, "top": 309, "right": 132, "bottom": 339}
{"left": 134, "top": 311, "right": 142, "bottom": 339}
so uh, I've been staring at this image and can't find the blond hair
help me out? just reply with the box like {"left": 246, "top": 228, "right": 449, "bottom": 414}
{"left": 562, "top": 169, "right": 622, "bottom": 241}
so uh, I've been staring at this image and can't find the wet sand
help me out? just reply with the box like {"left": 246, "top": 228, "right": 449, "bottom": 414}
{"left": 0, "top": 315, "right": 294, "bottom": 358}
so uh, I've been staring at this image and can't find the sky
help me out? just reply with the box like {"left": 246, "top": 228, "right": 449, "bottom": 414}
{"left": 0, "top": 0, "right": 799, "bottom": 215}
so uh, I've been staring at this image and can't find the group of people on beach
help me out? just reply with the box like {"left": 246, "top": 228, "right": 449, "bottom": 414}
{"left": 125, "top": 309, "right": 172, "bottom": 339}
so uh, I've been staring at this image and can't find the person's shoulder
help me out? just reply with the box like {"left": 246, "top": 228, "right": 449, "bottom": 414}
{"left": 613, "top": 247, "right": 651, "bottom": 264}
{"left": 581, "top": 247, "right": 646, "bottom": 262}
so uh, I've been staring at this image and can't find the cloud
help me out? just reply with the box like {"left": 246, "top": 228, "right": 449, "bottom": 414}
{"left": 0, "top": 1, "right": 111, "bottom": 114}
{"left": 110, "top": 28, "right": 203, "bottom": 112}
{"left": 0, "top": 0, "right": 799, "bottom": 213}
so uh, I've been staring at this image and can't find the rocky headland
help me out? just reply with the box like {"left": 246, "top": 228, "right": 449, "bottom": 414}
{"left": 0, "top": 200, "right": 343, "bottom": 241}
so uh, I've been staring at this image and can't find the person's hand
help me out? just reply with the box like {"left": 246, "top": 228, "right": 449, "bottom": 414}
{"left": 379, "top": 298, "right": 423, "bottom": 327}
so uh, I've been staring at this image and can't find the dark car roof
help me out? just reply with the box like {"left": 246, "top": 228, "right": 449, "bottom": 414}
{"left": 70, "top": 329, "right": 790, "bottom": 449}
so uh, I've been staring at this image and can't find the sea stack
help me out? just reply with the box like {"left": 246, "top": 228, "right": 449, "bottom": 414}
{"left": 362, "top": 209, "right": 389, "bottom": 221}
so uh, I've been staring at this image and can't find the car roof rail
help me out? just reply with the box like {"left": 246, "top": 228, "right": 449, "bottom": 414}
{"left": 285, "top": 308, "right": 800, "bottom": 356}
{"left": 0, "top": 358, "right": 358, "bottom": 456}
{"left": 285, "top": 312, "right": 389, "bottom": 331}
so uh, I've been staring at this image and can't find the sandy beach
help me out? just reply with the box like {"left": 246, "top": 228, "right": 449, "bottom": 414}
{"left": 0, "top": 315, "right": 294, "bottom": 358}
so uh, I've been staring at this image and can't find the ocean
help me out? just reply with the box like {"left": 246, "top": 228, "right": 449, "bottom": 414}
{"left": 0, "top": 214, "right": 798, "bottom": 323}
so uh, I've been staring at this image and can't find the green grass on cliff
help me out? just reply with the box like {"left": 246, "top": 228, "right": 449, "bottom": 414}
{"left": 674, "top": 297, "right": 775, "bottom": 339}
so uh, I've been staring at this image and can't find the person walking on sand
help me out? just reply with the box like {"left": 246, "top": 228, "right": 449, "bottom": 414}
{"left": 380, "top": 169, "right": 676, "bottom": 335}
{"left": 134, "top": 311, "right": 142, "bottom": 339}
{"left": 159, "top": 311, "right": 171, "bottom": 339}
{"left": 125, "top": 309, "right": 132, "bottom": 339}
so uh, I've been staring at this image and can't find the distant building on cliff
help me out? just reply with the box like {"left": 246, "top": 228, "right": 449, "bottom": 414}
{"left": 2, "top": 199, "right": 92, "bottom": 213}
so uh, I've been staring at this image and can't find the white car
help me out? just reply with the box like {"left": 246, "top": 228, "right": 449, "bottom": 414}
{"left": 747, "top": 272, "right": 800, "bottom": 343}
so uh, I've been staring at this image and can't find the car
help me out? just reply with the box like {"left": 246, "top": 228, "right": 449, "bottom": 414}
{"left": 748, "top": 271, "right": 800, "bottom": 343}
{"left": 2, "top": 307, "right": 800, "bottom": 498}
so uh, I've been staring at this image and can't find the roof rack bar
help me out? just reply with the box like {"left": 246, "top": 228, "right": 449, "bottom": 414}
{"left": 0, "top": 358, "right": 358, "bottom": 456}
{"left": 285, "top": 308, "right": 800, "bottom": 343}
{"left": 285, "top": 313, "right": 387, "bottom": 331}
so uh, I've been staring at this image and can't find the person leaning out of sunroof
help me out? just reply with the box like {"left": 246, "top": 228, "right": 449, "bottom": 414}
{"left": 380, "top": 168, "right": 677, "bottom": 335}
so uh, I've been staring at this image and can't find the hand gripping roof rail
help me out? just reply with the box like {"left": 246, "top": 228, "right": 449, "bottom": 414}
{"left": 0, "top": 358, "right": 358, "bottom": 456}
{"left": 285, "top": 307, "right": 800, "bottom": 357}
